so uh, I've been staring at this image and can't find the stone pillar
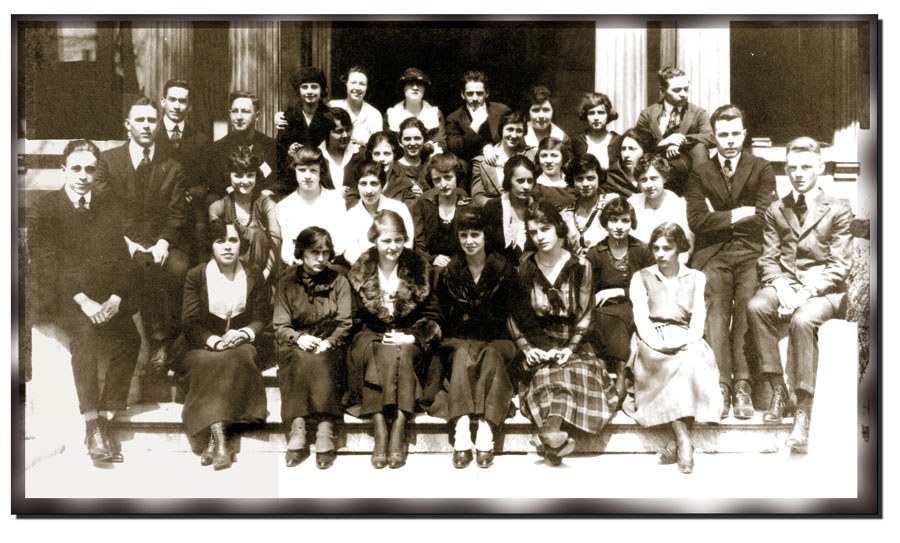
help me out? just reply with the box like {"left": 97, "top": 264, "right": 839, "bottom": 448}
{"left": 594, "top": 23, "right": 647, "bottom": 133}
{"left": 229, "top": 21, "right": 280, "bottom": 137}
{"left": 675, "top": 26, "right": 730, "bottom": 114}
{"left": 131, "top": 21, "right": 192, "bottom": 101}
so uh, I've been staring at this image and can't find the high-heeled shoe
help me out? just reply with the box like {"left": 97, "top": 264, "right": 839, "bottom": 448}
{"left": 285, "top": 417, "right": 309, "bottom": 467}
{"left": 200, "top": 434, "right": 216, "bottom": 466}
{"left": 316, "top": 450, "right": 337, "bottom": 470}
{"left": 210, "top": 421, "right": 232, "bottom": 471}
{"left": 285, "top": 448, "right": 310, "bottom": 467}
{"left": 388, "top": 414, "right": 408, "bottom": 469}
{"left": 676, "top": 440, "right": 694, "bottom": 474}
{"left": 371, "top": 413, "right": 389, "bottom": 469}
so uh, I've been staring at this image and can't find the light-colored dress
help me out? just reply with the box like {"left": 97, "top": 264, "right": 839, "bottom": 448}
{"left": 627, "top": 189, "right": 694, "bottom": 263}
{"left": 276, "top": 188, "right": 347, "bottom": 265}
{"left": 328, "top": 99, "right": 383, "bottom": 146}
{"left": 623, "top": 265, "right": 723, "bottom": 427}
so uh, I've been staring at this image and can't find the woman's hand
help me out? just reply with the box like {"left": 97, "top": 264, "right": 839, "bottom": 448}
{"left": 342, "top": 185, "right": 352, "bottom": 198}
{"left": 523, "top": 347, "right": 550, "bottom": 368}
{"left": 296, "top": 334, "right": 321, "bottom": 351}
{"left": 554, "top": 347, "right": 574, "bottom": 366}
{"left": 220, "top": 329, "right": 248, "bottom": 350}
{"left": 313, "top": 339, "right": 333, "bottom": 354}
{"left": 429, "top": 141, "right": 444, "bottom": 155}
{"left": 101, "top": 295, "right": 121, "bottom": 320}
{"left": 274, "top": 111, "right": 287, "bottom": 130}
{"left": 481, "top": 144, "right": 499, "bottom": 167}
{"left": 411, "top": 183, "right": 424, "bottom": 196}
{"left": 382, "top": 331, "right": 416, "bottom": 345}
{"left": 595, "top": 288, "right": 625, "bottom": 307}
{"left": 78, "top": 297, "right": 107, "bottom": 325}
{"left": 432, "top": 254, "right": 451, "bottom": 268}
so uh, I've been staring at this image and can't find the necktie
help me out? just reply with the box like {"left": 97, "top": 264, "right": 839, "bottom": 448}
{"left": 722, "top": 158, "right": 733, "bottom": 184}
{"left": 77, "top": 196, "right": 88, "bottom": 213}
{"left": 136, "top": 148, "right": 151, "bottom": 196}
{"left": 171, "top": 125, "right": 182, "bottom": 148}
{"left": 663, "top": 106, "right": 682, "bottom": 138}
{"left": 795, "top": 193, "right": 808, "bottom": 223}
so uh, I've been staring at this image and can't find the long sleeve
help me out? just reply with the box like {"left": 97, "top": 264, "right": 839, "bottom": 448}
{"left": 272, "top": 276, "right": 301, "bottom": 346}
{"left": 567, "top": 262, "right": 594, "bottom": 352}
{"left": 685, "top": 170, "right": 734, "bottom": 235}
{"left": 683, "top": 107, "right": 715, "bottom": 149}
{"left": 244, "top": 270, "right": 271, "bottom": 337}
{"left": 411, "top": 198, "right": 433, "bottom": 261}
{"left": 181, "top": 268, "right": 213, "bottom": 347}
{"left": 808, "top": 201, "right": 854, "bottom": 295}
{"left": 160, "top": 163, "right": 188, "bottom": 244}
{"left": 470, "top": 157, "right": 490, "bottom": 207}
{"left": 324, "top": 275, "right": 354, "bottom": 347}
{"left": 758, "top": 205, "right": 787, "bottom": 285}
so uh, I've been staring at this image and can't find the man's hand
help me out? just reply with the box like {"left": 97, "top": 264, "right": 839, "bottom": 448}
{"left": 660, "top": 133, "right": 686, "bottom": 148}
{"left": 482, "top": 144, "right": 500, "bottom": 166}
{"left": 78, "top": 296, "right": 107, "bottom": 324}
{"left": 150, "top": 239, "right": 170, "bottom": 265}
{"left": 313, "top": 339, "right": 333, "bottom": 354}
{"left": 101, "top": 295, "right": 122, "bottom": 320}
{"left": 665, "top": 144, "right": 680, "bottom": 159}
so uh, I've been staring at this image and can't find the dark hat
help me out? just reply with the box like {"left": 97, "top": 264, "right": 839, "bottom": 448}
{"left": 291, "top": 66, "right": 328, "bottom": 94}
{"left": 398, "top": 67, "right": 431, "bottom": 88}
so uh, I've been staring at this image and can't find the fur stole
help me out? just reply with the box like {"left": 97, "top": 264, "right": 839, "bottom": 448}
{"left": 348, "top": 247, "right": 433, "bottom": 323}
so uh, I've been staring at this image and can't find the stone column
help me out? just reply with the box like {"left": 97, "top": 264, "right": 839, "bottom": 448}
{"left": 131, "top": 21, "right": 192, "bottom": 100}
{"left": 675, "top": 25, "right": 730, "bottom": 114}
{"left": 594, "top": 23, "right": 647, "bottom": 133}
{"left": 229, "top": 21, "right": 280, "bottom": 137}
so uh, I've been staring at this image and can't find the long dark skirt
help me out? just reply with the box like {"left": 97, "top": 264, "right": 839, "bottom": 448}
{"left": 441, "top": 338, "right": 515, "bottom": 427}
{"left": 592, "top": 301, "right": 635, "bottom": 363}
{"left": 357, "top": 333, "right": 427, "bottom": 416}
{"left": 181, "top": 344, "right": 267, "bottom": 436}
{"left": 278, "top": 346, "right": 343, "bottom": 421}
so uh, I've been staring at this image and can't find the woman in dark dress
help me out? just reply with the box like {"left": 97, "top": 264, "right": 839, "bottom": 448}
{"left": 508, "top": 202, "right": 617, "bottom": 465}
{"left": 393, "top": 117, "right": 432, "bottom": 195}
{"left": 411, "top": 153, "right": 471, "bottom": 278}
{"left": 179, "top": 219, "right": 269, "bottom": 471}
{"left": 483, "top": 154, "right": 538, "bottom": 265}
{"left": 347, "top": 210, "right": 442, "bottom": 469}
{"left": 436, "top": 206, "right": 518, "bottom": 469}
{"left": 273, "top": 226, "right": 352, "bottom": 470}
{"left": 208, "top": 147, "right": 282, "bottom": 282}
{"left": 605, "top": 127, "right": 657, "bottom": 197}
{"left": 584, "top": 197, "right": 654, "bottom": 403}
{"left": 345, "top": 131, "right": 421, "bottom": 209}
{"left": 570, "top": 92, "right": 620, "bottom": 171}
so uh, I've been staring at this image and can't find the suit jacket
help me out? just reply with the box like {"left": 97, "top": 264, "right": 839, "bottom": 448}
{"left": 205, "top": 130, "right": 278, "bottom": 198}
{"left": 95, "top": 143, "right": 188, "bottom": 249}
{"left": 156, "top": 119, "right": 210, "bottom": 188}
{"left": 445, "top": 101, "right": 511, "bottom": 162}
{"left": 28, "top": 189, "right": 135, "bottom": 324}
{"left": 685, "top": 152, "right": 777, "bottom": 270}
{"left": 636, "top": 101, "right": 715, "bottom": 152}
{"left": 758, "top": 188, "right": 853, "bottom": 299}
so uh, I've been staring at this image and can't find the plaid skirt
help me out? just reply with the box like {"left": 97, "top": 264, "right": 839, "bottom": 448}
{"left": 521, "top": 344, "right": 617, "bottom": 434}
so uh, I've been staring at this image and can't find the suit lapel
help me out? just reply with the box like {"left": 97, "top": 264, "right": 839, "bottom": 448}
{"left": 678, "top": 104, "right": 696, "bottom": 134}
{"left": 649, "top": 104, "right": 664, "bottom": 140}
{"left": 729, "top": 154, "right": 752, "bottom": 201}
{"left": 800, "top": 190, "right": 831, "bottom": 237}
{"left": 704, "top": 161, "right": 731, "bottom": 204}
{"left": 485, "top": 165, "right": 501, "bottom": 195}
{"left": 779, "top": 195, "right": 802, "bottom": 236}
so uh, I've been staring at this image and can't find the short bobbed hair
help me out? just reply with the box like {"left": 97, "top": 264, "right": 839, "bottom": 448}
{"left": 649, "top": 222, "right": 691, "bottom": 253}
{"left": 324, "top": 107, "right": 352, "bottom": 131}
{"left": 365, "top": 131, "right": 403, "bottom": 161}
{"left": 291, "top": 66, "right": 327, "bottom": 96}
{"left": 613, "top": 127, "right": 657, "bottom": 165}
{"left": 525, "top": 201, "right": 569, "bottom": 241}
{"left": 354, "top": 160, "right": 387, "bottom": 186}
{"left": 425, "top": 153, "right": 467, "bottom": 187}
{"left": 564, "top": 153, "right": 604, "bottom": 187}
{"left": 502, "top": 155, "right": 538, "bottom": 192}
{"left": 454, "top": 206, "right": 487, "bottom": 234}
{"left": 367, "top": 209, "right": 408, "bottom": 244}
{"left": 293, "top": 226, "right": 335, "bottom": 262}
{"left": 599, "top": 196, "right": 637, "bottom": 229}
{"left": 633, "top": 153, "right": 674, "bottom": 183}
{"left": 578, "top": 92, "right": 619, "bottom": 122}
{"left": 207, "top": 218, "right": 249, "bottom": 255}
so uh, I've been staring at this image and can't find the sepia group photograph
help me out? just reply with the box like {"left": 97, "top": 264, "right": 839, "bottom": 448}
{"left": 10, "top": 10, "right": 881, "bottom": 518}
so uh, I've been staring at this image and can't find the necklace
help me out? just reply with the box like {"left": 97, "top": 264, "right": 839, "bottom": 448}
{"left": 231, "top": 196, "right": 253, "bottom": 227}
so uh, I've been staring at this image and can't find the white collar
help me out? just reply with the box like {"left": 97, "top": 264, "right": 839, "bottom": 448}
{"left": 163, "top": 117, "right": 184, "bottom": 133}
{"left": 64, "top": 185, "right": 91, "bottom": 207}
{"left": 128, "top": 140, "right": 154, "bottom": 168}
{"left": 466, "top": 104, "right": 487, "bottom": 116}
{"left": 650, "top": 264, "right": 692, "bottom": 280}
{"left": 792, "top": 187, "right": 818, "bottom": 204}
{"left": 717, "top": 151, "right": 742, "bottom": 170}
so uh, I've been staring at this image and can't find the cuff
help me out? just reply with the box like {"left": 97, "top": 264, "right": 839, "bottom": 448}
{"left": 515, "top": 338, "right": 531, "bottom": 350}
{"left": 239, "top": 327, "right": 256, "bottom": 343}
{"left": 206, "top": 335, "right": 223, "bottom": 350}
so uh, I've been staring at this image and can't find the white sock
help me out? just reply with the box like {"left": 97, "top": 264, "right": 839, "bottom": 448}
{"left": 474, "top": 418, "right": 494, "bottom": 452}
{"left": 454, "top": 415, "right": 472, "bottom": 450}
{"left": 83, "top": 410, "right": 99, "bottom": 422}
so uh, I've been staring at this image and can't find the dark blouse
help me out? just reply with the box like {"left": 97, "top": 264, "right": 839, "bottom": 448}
{"left": 272, "top": 265, "right": 353, "bottom": 350}
{"left": 411, "top": 187, "right": 471, "bottom": 263}
{"left": 276, "top": 101, "right": 333, "bottom": 193}
{"left": 435, "top": 252, "right": 519, "bottom": 340}
{"left": 584, "top": 235, "right": 654, "bottom": 297}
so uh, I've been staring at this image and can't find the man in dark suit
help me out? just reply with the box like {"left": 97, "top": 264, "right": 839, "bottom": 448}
{"left": 205, "top": 91, "right": 277, "bottom": 200}
{"left": 636, "top": 67, "right": 716, "bottom": 195}
{"left": 747, "top": 137, "right": 853, "bottom": 453}
{"left": 156, "top": 79, "right": 211, "bottom": 262}
{"left": 685, "top": 104, "right": 777, "bottom": 420}
{"left": 29, "top": 139, "right": 139, "bottom": 464}
{"left": 95, "top": 96, "right": 190, "bottom": 369}
{"left": 445, "top": 70, "right": 511, "bottom": 169}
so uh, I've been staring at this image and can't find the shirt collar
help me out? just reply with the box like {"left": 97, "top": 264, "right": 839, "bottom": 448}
{"left": 128, "top": 140, "right": 155, "bottom": 168}
{"left": 466, "top": 104, "right": 487, "bottom": 116}
{"left": 649, "top": 264, "right": 692, "bottom": 280}
{"left": 717, "top": 152, "right": 741, "bottom": 170}
{"left": 163, "top": 117, "right": 184, "bottom": 133}
{"left": 63, "top": 185, "right": 91, "bottom": 207}
{"left": 792, "top": 186, "right": 818, "bottom": 204}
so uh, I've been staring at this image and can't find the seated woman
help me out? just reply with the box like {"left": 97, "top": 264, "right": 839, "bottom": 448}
{"left": 436, "top": 207, "right": 518, "bottom": 469}
{"left": 584, "top": 197, "right": 654, "bottom": 403}
{"left": 344, "top": 131, "right": 421, "bottom": 209}
{"left": 276, "top": 144, "right": 347, "bottom": 266}
{"left": 179, "top": 219, "right": 269, "bottom": 471}
{"left": 560, "top": 154, "right": 618, "bottom": 257}
{"left": 508, "top": 202, "right": 617, "bottom": 466}
{"left": 483, "top": 155, "right": 538, "bottom": 265}
{"left": 534, "top": 136, "right": 575, "bottom": 211}
{"left": 275, "top": 67, "right": 333, "bottom": 195}
{"left": 346, "top": 210, "right": 442, "bottom": 469}
{"left": 570, "top": 92, "right": 619, "bottom": 171}
{"left": 411, "top": 153, "right": 471, "bottom": 276}
{"left": 343, "top": 160, "right": 415, "bottom": 265}
{"left": 523, "top": 85, "right": 570, "bottom": 150}
{"left": 627, "top": 153, "right": 694, "bottom": 264}
{"left": 605, "top": 127, "right": 657, "bottom": 197}
{"left": 470, "top": 110, "right": 535, "bottom": 206}
{"left": 623, "top": 222, "right": 723, "bottom": 474}
{"left": 273, "top": 226, "right": 352, "bottom": 470}
{"left": 394, "top": 117, "right": 432, "bottom": 195}
{"left": 328, "top": 65, "right": 383, "bottom": 148}
{"left": 319, "top": 107, "right": 359, "bottom": 195}
{"left": 208, "top": 147, "right": 282, "bottom": 282}
{"left": 384, "top": 67, "right": 445, "bottom": 153}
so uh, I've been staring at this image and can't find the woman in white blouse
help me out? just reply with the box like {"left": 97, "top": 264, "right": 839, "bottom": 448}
{"left": 627, "top": 154, "right": 694, "bottom": 264}
{"left": 328, "top": 65, "right": 383, "bottom": 147}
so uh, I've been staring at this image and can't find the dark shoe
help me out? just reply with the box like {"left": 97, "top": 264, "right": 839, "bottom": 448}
{"left": 388, "top": 452, "right": 407, "bottom": 469}
{"left": 529, "top": 435, "right": 547, "bottom": 459}
{"left": 371, "top": 414, "right": 389, "bottom": 469}
{"left": 556, "top": 437, "right": 576, "bottom": 458}
{"left": 763, "top": 385, "right": 792, "bottom": 423}
{"left": 475, "top": 450, "right": 494, "bottom": 468}
{"left": 544, "top": 451, "right": 563, "bottom": 466}
{"left": 200, "top": 434, "right": 215, "bottom": 466}
{"left": 371, "top": 453, "right": 388, "bottom": 469}
{"left": 658, "top": 440, "right": 678, "bottom": 465}
{"left": 210, "top": 421, "right": 232, "bottom": 471}
{"left": 388, "top": 415, "right": 408, "bottom": 469}
{"left": 452, "top": 450, "right": 473, "bottom": 469}
{"left": 315, "top": 450, "right": 337, "bottom": 470}
{"left": 84, "top": 419, "right": 111, "bottom": 462}
{"left": 676, "top": 439, "right": 694, "bottom": 474}
{"left": 285, "top": 448, "right": 310, "bottom": 468}
{"left": 732, "top": 380, "right": 756, "bottom": 420}
{"left": 720, "top": 384, "right": 732, "bottom": 419}
{"left": 102, "top": 418, "right": 124, "bottom": 463}
{"left": 785, "top": 408, "right": 811, "bottom": 453}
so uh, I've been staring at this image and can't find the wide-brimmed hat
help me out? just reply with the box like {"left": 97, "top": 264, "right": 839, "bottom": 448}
{"left": 398, "top": 67, "right": 431, "bottom": 88}
{"left": 291, "top": 66, "right": 328, "bottom": 94}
